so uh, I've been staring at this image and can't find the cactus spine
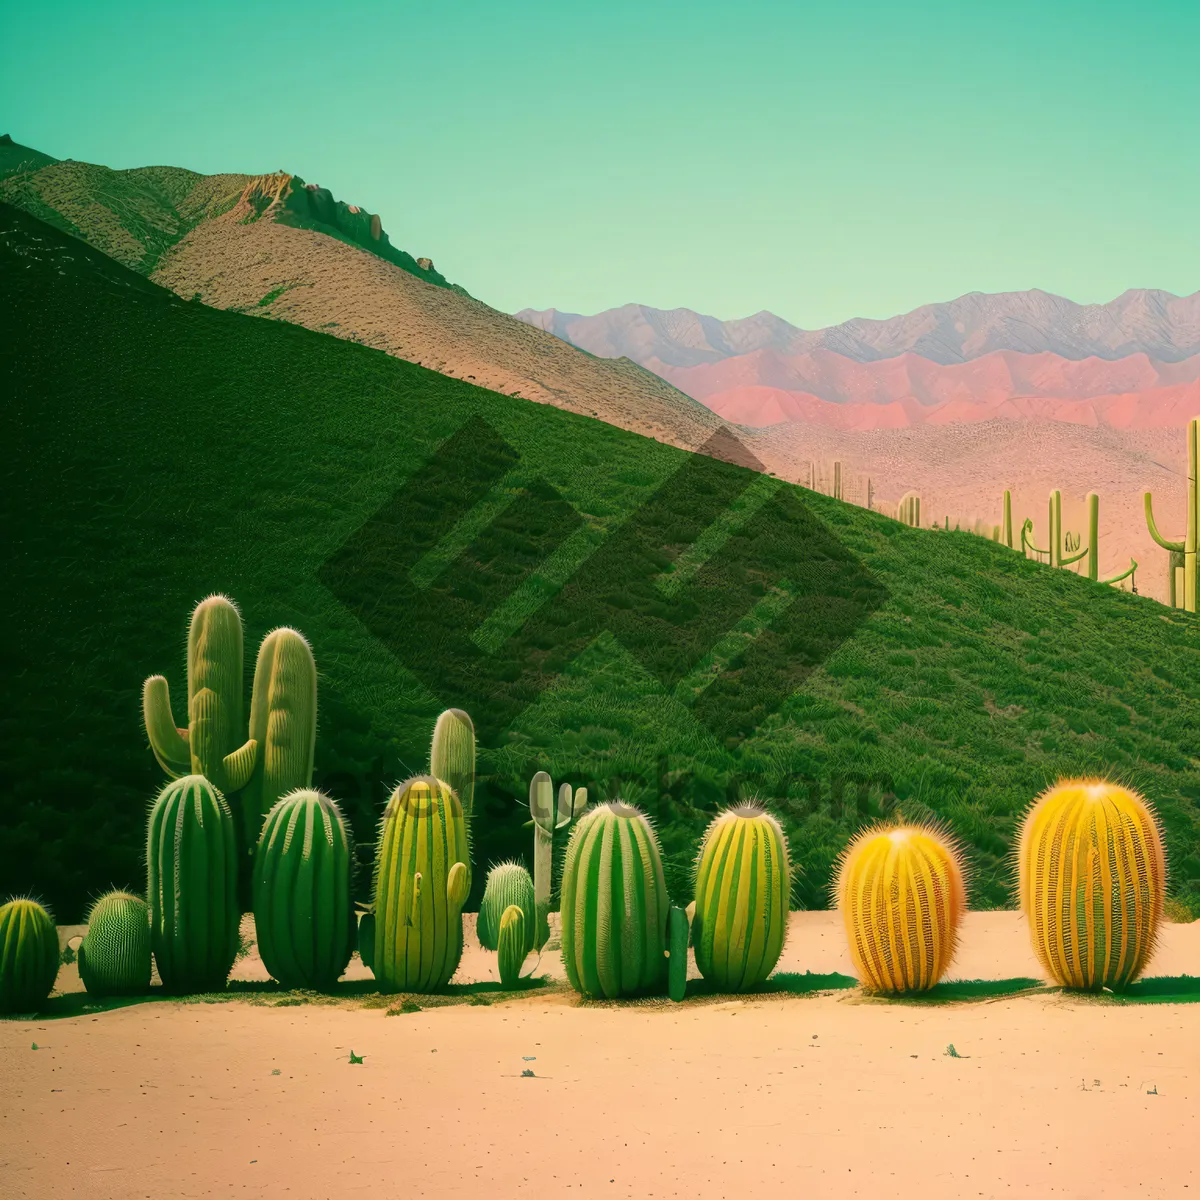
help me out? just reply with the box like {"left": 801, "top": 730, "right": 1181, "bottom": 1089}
{"left": 241, "top": 628, "right": 317, "bottom": 856}
{"left": 0, "top": 898, "right": 59, "bottom": 1013}
{"left": 78, "top": 891, "right": 151, "bottom": 997}
{"left": 476, "top": 861, "right": 535, "bottom": 952}
{"left": 147, "top": 775, "right": 240, "bottom": 992}
{"left": 142, "top": 595, "right": 258, "bottom": 796}
{"left": 1145, "top": 417, "right": 1200, "bottom": 612}
{"left": 692, "top": 804, "right": 791, "bottom": 992}
{"left": 668, "top": 906, "right": 689, "bottom": 1001}
{"left": 430, "top": 708, "right": 476, "bottom": 821}
{"left": 834, "top": 820, "right": 967, "bottom": 994}
{"left": 1017, "top": 779, "right": 1166, "bottom": 990}
{"left": 370, "top": 776, "right": 471, "bottom": 992}
{"left": 559, "top": 801, "right": 669, "bottom": 999}
{"left": 497, "top": 905, "right": 527, "bottom": 987}
{"left": 528, "top": 772, "right": 587, "bottom": 950}
{"left": 253, "top": 789, "right": 354, "bottom": 989}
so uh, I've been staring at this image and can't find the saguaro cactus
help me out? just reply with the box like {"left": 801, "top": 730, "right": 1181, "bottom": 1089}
{"left": 370, "top": 776, "right": 471, "bottom": 992}
{"left": 1001, "top": 489, "right": 1013, "bottom": 548}
{"left": 147, "top": 775, "right": 240, "bottom": 993}
{"left": 692, "top": 804, "right": 791, "bottom": 992}
{"left": 897, "top": 492, "right": 921, "bottom": 527}
{"left": 142, "top": 595, "right": 258, "bottom": 796}
{"left": 241, "top": 628, "right": 318, "bottom": 855}
{"left": 1145, "top": 417, "right": 1200, "bottom": 613}
{"left": 833, "top": 820, "right": 967, "bottom": 994}
{"left": 559, "top": 801, "right": 669, "bottom": 999}
{"left": 528, "top": 772, "right": 587, "bottom": 950}
{"left": 1017, "top": 779, "right": 1166, "bottom": 991}
{"left": 833, "top": 460, "right": 843, "bottom": 501}
{"left": 430, "top": 708, "right": 476, "bottom": 820}
{"left": 253, "top": 789, "right": 354, "bottom": 989}
{"left": 476, "top": 861, "right": 535, "bottom": 952}
{"left": 497, "top": 905, "right": 527, "bottom": 988}
{"left": 78, "top": 891, "right": 151, "bottom": 997}
{"left": 0, "top": 898, "right": 59, "bottom": 1014}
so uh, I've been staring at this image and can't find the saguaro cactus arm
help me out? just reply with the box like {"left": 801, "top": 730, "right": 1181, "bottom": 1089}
{"left": 1102, "top": 559, "right": 1137, "bottom": 586}
{"left": 142, "top": 676, "right": 190, "bottom": 777}
{"left": 1021, "top": 518, "right": 1048, "bottom": 557}
{"left": 1144, "top": 492, "right": 1185, "bottom": 552}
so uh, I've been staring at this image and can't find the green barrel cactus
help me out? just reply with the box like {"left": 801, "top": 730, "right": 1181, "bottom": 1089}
{"left": 78, "top": 891, "right": 151, "bottom": 997}
{"left": 668, "top": 906, "right": 689, "bottom": 1002}
{"left": 241, "top": 628, "right": 318, "bottom": 856}
{"left": 142, "top": 595, "right": 258, "bottom": 796}
{"left": 477, "top": 861, "right": 535, "bottom": 952}
{"left": 559, "top": 801, "right": 669, "bottom": 999}
{"left": 0, "top": 898, "right": 59, "bottom": 1014}
{"left": 430, "top": 708, "right": 476, "bottom": 820}
{"left": 147, "top": 775, "right": 240, "bottom": 993}
{"left": 497, "top": 904, "right": 527, "bottom": 988}
{"left": 692, "top": 804, "right": 791, "bottom": 992}
{"left": 370, "top": 775, "right": 471, "bottom": 993}
{"left": 253, "top": 789, "right": 354, "bottom": 989}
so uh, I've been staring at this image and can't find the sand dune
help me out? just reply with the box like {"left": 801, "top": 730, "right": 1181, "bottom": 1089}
{"left": 4, "top": 911, "right": 1198, "bottom": 1199}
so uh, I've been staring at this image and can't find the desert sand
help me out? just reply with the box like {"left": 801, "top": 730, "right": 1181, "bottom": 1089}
{"left": 3, "top": 911, "right": 1198, "bottom": 1200}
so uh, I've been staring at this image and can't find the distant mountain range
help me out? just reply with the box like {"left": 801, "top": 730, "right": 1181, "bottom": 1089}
{"left": 515, "top": 293, "right": 1200, "bottom": 431}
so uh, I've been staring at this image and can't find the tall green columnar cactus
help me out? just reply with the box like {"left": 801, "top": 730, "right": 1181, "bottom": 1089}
{"left": 1002, "top": 489, "right": 1013, "bottom": 548}
{"left": 1048, "top": 489, "right": 1063, "bottom": 566}
{"left": 142, "top": 595, "right": 258, "bottom": 796}
{"left": 241, "top": 628, "right": 317, "bottom": 856}
{"left": 147, "top": 775, "right": 240, "bottom": 993}
{"left": 692, "top": 804, "right": 791, "bottom": 992}
{"left": 668, "top": 906, "right": 689, "bottom": 1002}
{"left": 559, "top": 801, "right": 669, "bottom": 999}
{"left": 1169, "top": 548, "right": 1185, "bottom": 607}
{"left": 253, "top": 789, "right": 354, "bottom": 989}
{"left": 477, "top": 861, "right": 535, "bottom": 951}
{"left": 0, "top": 898, "right": 59, "bottom": 1014}
{"left": 78, "top": 891, "right": 151, "bottom": 997}
{"left": 1145, "top": 417, "right": 1200, "bottom": 613}
{"left": 370, "top": 776, "right": 471, "bottom": 992}
{"left": 430, "top": 708, "right": 476, "bottom": 820}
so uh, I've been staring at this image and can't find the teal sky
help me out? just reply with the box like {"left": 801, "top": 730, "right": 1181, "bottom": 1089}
{"left": 2, "top": 0, "right": 1197, "bottom": 327}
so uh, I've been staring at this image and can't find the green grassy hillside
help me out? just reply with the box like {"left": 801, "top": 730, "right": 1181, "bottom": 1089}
{"left": 4, "top": 210, "right": 1200, "bottom": 922}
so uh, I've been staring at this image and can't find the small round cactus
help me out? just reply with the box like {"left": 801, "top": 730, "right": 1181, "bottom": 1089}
{"left": 477, "top": 861, "right": 535, "bottom": 952}
{"left": 78, "top": 891, "right": 151, "bottom": 997}
{"left": 834, "top": 819, "right": 967, "bottom": 994}
{"left": 497, "top": 905, "right": 527, "bottom": 988}
{"left": 0, "top": 898, "right": 59, "bottom": 1014}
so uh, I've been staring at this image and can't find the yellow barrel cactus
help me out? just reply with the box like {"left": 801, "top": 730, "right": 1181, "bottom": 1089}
{"left": 834, "top": 820, "right": 967, "bottom": 994}
{"left": 1017, "top": 779, "right": 1166, "bottom": 990}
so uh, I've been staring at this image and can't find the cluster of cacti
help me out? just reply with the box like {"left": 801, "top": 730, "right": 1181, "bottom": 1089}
{"left": 1017, "top": 779, "right": 1165, "bottom": 990}
{"left": 897, "top": 492, "right": 921, "bottom": 526}
{"left": 834, "top": 819, "right": 967, "bottom": 994}
{"left": 143, "top": 597, "right": 318, "bottom": 858}
{"left": 147, "top": 774, "right": 241, "bottom": 993}
{"left": 559, "top": 801, "right": 669, "bottom": 999}
{"left": 1017, "top": 490, "right": 1136, "bottom": 588}
{"left": 78, "top": 891, "right": 151, "bottom": 996}
{"left": 0, "top": 898, "right": 59, "bottom": 1014}
{"left": 364, "top": 775, "right": 471, "bottom": 993}
{"left": 253, "top": 788, "right": 355, "bottom": 989}
{"left": 1146, "top": 416, "right": 1199, "bottom": 611}
{"left": 691, "top": 804, "right": 791, "bottom": 992}
{"left": 528, "top": 770, "right": 587, "bottom": 950}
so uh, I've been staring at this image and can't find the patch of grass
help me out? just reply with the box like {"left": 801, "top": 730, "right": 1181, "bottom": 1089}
{"left": 258, "top": 285, "right": 291, "bottom": 307}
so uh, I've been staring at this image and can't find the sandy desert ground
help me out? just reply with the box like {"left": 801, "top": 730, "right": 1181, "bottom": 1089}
{"left": 3, "top": 911, "right": 1199, "bottom": 1200}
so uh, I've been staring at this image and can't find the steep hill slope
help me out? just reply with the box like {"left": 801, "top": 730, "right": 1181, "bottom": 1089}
{"left": 0, "top": 141, "right": 720, "bottom": 452}
{"left": 5, "top": 208, "right": 1200, "bottom": 924}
